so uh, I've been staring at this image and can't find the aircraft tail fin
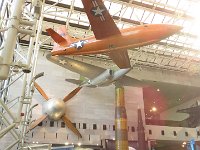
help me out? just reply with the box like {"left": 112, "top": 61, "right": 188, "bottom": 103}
{"left": 65, "top": 79, "right": 83, "bottom": 85}
{"left": 46, "top": 26, "right": 76, "bottom": 48}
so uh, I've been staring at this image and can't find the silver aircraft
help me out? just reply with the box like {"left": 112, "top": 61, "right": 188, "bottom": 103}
{"left": 46, "top": 54, "right": 146, "bottom": 88}
{"left": 67, "top": 68, "right": 131, "bottom": 88}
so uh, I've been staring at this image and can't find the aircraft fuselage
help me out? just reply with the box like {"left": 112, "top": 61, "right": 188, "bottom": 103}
{"left": 51, "top": 24, "right": 182, "bottom": 56}
{"left": 83, "top": 68, "right": 131, "bottom": 87}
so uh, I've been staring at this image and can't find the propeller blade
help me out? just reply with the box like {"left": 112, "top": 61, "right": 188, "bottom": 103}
{"left": 28, "top": 115, "right": 47, "bottom": 131}
{"left": 61, "top": 116, "right": 82, "bottom": 138}
{"left": 34, "top": 82, "right": 49, "bottom": 101}
{"left": 63, "top": 87, "right": 82, "bottom": 102}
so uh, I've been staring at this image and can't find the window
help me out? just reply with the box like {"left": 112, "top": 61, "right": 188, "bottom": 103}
{"left": 149, "top": 130, "right": 152, "bottom": 135}
{"left": 93, "top": 124, "right": 97, "bottom": 130}
{"left": 161, "top": 130, "right": 164, "bottom": 135}
{"left": 131, "top": 127, "right": 135, "bottom": 132}
{"left": 185, "top": 132, "right": 188, "bottom": 137}
{"left": 173, "top": 131, "right": 177, "bottom": 136}
{"left": 103, "top": 125, "right": 107, "bottom": 130}
{"left": 79, "top": 123, "right": 80, "bottom": 129}
{"left": 61, "top": 122, "right": 65, "bottom": 128}
{"left": 83, "top": 123, "right": 87, "bottom": 129}
{"left": 50, "top": 121, "right": 54, "bottom": 127}
{"left": 38, "top": 122, "right": 42, "bottom": 126}
{"left": 72, "top": 123, "right": 76, "bottom": 128}
{"left": 113, "top": 125, "right": 115, "bottom": 131}
{"left": 197, "top": 131, "right": 200, "bottom": 136}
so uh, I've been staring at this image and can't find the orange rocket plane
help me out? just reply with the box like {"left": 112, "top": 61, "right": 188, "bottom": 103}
{"left": 47, "top": 0, "right": 182, "bottom": 69}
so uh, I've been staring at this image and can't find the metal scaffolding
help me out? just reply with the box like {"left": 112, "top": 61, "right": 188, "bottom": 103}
{"left": 0, "top": 0, "right": 200, "bottom": 149}
{"left": 30, "top": 0, "right": 200, "bottom": 74}
{"left": 0, "top": 0, "right": 51, "bottom": 149}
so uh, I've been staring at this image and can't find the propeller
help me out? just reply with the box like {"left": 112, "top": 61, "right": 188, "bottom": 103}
{"left": 34, "top": 82, "right": 49, "bottom": 100}
{"left": 62, "top": 116, "right": 82, "bottom": 138}
{"left": 28, "top": 82, "right": 82, "bottom": 138}
{"left": 63, "top": 87, "right": 82, "bottom": 102}
{"left": 28, "top": 115, "right": 47, "bottom": 131}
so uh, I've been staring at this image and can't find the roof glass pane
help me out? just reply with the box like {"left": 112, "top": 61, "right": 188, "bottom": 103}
{"left": 142, "top": 11, "right": 156, "bottom": 23}
{"left": 122, "top": 7, "right": 134, "bottom": 19}
{"left": 151, "top": 14, "right": 165, "bottom": 23}
{"left": 108, "top": 2, "right": 123, "bottom": 16}
{"left": 131, "top": 8, "right": 145, "bottom": 22}
{"left": 74, "top": 0, "right": 83, "bottom": 8}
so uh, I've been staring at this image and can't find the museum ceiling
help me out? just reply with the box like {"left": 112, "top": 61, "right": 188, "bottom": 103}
{"left": 2, "top": 0, "right": 200, "bottom": 117}
{"left": 17, "top": 0, "right": 200, "bottom": 74}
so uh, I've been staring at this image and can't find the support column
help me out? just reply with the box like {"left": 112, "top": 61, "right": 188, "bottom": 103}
{"left": 0, "top": 0, "right": 25, "bottom": 80}
{"left": 115, "top": 86, "right": 128, "bottom": 150}
{"left": 137, "top": 108, "right": 146, "bottom": 150}
{"left": 18, "top": 0, "right": 44, "bottom": 147}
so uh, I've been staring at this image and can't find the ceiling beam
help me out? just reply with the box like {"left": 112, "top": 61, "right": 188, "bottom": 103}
{"left": 119, "top": 0, "right": 193, "bottom": 20}
{"left": 44, "top": 0, "right": 197, "bottom": 39}
{"left": 45, "top": 0, "right": 193, "bottom": 20}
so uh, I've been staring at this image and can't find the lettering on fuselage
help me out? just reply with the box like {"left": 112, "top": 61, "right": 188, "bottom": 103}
{"left": 70, "top": 40, "right": 88, "bottom": 50}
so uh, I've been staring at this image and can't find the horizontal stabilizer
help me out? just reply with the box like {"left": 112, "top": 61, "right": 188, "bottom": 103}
{"left": 46, "top": 28, "right": 68, "bottom": 47}
{"left": 65, "top": 79, "right": 83, "bottom": 85}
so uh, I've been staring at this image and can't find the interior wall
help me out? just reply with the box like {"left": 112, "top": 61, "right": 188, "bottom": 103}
{"left": 26, "top": 52, "right": 145, "bottom": 145}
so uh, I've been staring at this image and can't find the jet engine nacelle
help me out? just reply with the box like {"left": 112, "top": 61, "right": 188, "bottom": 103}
{"left": 88, "top": 69, "right": 114, "bottom": 87}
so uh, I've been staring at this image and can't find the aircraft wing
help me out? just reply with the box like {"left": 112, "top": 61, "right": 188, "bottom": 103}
{"left": 177, "top": 106, "right": 200, "bottom": 114}
{"left": 81, "top": 0, "right": 130, "bottom": 68}
{"left": 108, "top": 50, "right": 131, "bottom": 68}
{"left": 46, "top": 53, "right": 146, "bottom": 87}
{"left": 81, "top": 0, "right": 121, "bottom": 40}
{"left": 46, "top": 54, "right": 105, "bottom": 79}
{"left": 116, "top": 76, "right": 147, "bottom": 87}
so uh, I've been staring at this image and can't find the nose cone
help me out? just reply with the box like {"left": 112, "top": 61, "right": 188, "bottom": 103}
{"left": 158, "top": 24, "right": 182, "bottom": 39}
{"left": 43, "top": 98, "right": 66, "bottom": 120}
{"left": 165, "top": 24, "right": 182, "bottom": 34}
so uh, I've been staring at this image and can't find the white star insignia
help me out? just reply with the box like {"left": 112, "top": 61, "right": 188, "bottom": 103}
{"left": 92, "top": 6, "right": 105, "bottom": 16}
{"left": 59, "top": 60, "right": 66, "bottom": 65}
{"left": 75, "top": 41, "right": 84, "bottom": 49}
